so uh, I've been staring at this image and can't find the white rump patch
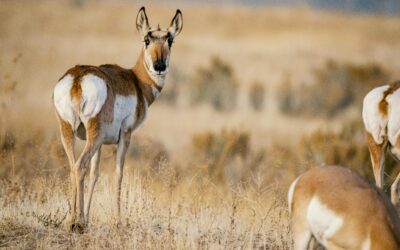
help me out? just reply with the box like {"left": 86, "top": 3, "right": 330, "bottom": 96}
{"left": 362, "top": 235, "right": 371, "bottom": 250}
{"left": 362, "top": 85, "right": 389, "bottom": 144}
{"left": 53, "top": 74, "right": 76, "bottom": 126}
{"left": 80, "top": 74, "right": 108, "bottom": 119}
{"left": 306, "top": 196, "right": 343, "bottom": 247}
{"left": 288, "top": 176, "right": 301, "bottom": 215}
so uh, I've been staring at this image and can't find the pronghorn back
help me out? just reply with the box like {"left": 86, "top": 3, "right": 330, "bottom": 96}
{"left": 289, "top": 165, "right": 400, "bottom": 250}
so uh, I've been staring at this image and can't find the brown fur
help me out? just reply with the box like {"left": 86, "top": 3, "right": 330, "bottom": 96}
{"left": 58, "top": 49, "right": 161, "bottom": 140}
{"left": 54, "top": 6, "right": 183, "bottom": 230}
{"left": 291, "top": 165, "right": 400, "bottom": 249}
{"left": 378, "top": 80, "right": 400, "bottom": 116}
{"left": 60, "top": 52, "right": 163, "bottom": 106}
{"left": 55, "top": 113, "right": 76, "bottom": 166}
{"left": 366, "top": 131, "right": 387, "bottom": 187}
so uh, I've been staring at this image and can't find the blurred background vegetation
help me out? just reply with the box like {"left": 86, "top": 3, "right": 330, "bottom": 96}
{"left": 1, "top": 0, "right": 400, "bottom": 248}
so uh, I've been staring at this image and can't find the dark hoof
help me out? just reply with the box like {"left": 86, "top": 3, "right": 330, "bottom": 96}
{"left": 71, "top": 223, "right": 85, "bottom": 234}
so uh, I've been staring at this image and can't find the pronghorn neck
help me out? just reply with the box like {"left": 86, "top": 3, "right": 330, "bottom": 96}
{"left": 132, "top": 49, "right": 165, "bottom": 103}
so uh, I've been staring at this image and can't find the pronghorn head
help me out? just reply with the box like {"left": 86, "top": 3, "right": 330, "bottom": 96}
{"left": 136, "top": 7, "right": 183, "bottom": 79}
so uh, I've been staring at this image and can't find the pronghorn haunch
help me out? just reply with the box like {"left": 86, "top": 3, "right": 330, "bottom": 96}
{"left": 363, "top": 80, "right": 400, "bottom": 204}
{"left": 288, "top": 165, "right": 400, "bottom": 250}
{"left": 53, "top": 7, "right": 183, "bottom": 231}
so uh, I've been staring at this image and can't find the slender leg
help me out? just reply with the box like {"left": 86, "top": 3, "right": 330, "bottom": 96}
{"left": 366, "top": 132, "right": 386, "bottom": 188}
{"left": 390, "top": 144, "right": 400, "bottom": 205}
{"left": 115, "top": 129, "right": 132, "bottom": 221}
{"left": 391, "top": 174, "right": 400, "bottom": 205}
{"left": 57, "top": 116, "right": 77, "bottom": 224}
{"left": 292, "top": 217, "right": 312, "bottom": 250}
{"left": 72, "top": 119, "right": 104, "bottom": 232}
{"left": 85, "top": 147, "right": 102, "bottom": 224}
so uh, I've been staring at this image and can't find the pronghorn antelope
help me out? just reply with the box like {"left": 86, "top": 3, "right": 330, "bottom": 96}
{"left": 53, "top": 7, "right": 183, "bottom": 231}
{"left": 288, "top": 165, "right": 400, "bottom": 250}
{"left": 362, "top": 81, "right": 400, "bottom": 204}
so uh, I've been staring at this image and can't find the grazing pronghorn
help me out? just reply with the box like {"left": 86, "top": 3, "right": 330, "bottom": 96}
{"left": 53, "top": 7, "right": 183, "bottom": 231}
{"left": 362, "top": 81, "right": 400, "bottom": 204}
{"left": 288, "top": 165, "right": 400, "bottom": 250}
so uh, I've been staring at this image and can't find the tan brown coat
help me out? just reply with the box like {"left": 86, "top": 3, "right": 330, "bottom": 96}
{"left": 289, "top": 165, "right": 400, "bottom": 250}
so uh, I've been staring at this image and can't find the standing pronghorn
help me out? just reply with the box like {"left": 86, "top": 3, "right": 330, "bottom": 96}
{"left": 53, "top": 7, "right": 183, "bottom": 231}
{"left": 362, "top": 80, "right": 400, "bottom": 205}
{"left": 288, "top": 165, "right": 400, "bottom": 250}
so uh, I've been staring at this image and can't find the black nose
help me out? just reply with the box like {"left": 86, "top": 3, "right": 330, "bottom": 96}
{"left": 154, "top": 60, "right": 166, "bottom": 72}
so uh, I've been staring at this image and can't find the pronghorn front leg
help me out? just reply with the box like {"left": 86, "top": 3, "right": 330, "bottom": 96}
{"left": 85, "top": 147, "right": 102, "bottom": 224}
{"left": 366, "top": 132, "right": 386, "bottom": 188}
{"left": 115, "top": 129, "right": 132, "bottom": 222}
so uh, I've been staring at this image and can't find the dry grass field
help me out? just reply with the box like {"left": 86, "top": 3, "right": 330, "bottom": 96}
{"left": 1, "top": 0, "right": 400, "bottom": 248}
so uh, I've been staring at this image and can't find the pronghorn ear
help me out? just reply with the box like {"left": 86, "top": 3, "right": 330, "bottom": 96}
{"left": 136, "top": 6, "right": 150, "bottom": 37}
{"left": 168, "top": 9, "right": 183, "bottom": 37}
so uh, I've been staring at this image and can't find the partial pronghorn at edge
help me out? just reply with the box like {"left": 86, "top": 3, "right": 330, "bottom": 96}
{"left": 288, "top": 165, "right": 400, "bottom": 250}
{"left": 53, "top": 6, "right": 183, "bottom": 232}
{"left": 362, "top": 80, "right": 400, "bottom": 204}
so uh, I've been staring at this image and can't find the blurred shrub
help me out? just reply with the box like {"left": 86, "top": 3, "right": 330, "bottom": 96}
{"left": 190, "top": 56, "right": 238, "bottom": 111}
{"left": 0, "top": 131, "right": 67, "bottom": 179}
{"left": 277, "top": 60, "right": 390, "bottom": 117}
{"left": 192, "top": 129, "right": 250, "bottom": 182}
{"left": 1, "top": 132, "right": 16, "bottom": 152}
{"left": 296, "top": 120, "right": 398, "bottom": 185}
{"left": 158, "top": 68, "right": 185, "bottom": 106}
{"left": 249, "top": 81, "right": 266, "bottom": 112}
{"left": 128, "top": 136, "right": 169, "bottom": 173}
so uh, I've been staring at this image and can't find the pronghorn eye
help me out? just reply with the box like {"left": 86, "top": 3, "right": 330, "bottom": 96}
{"left": 167, "top": 36, "right": 174, "bottom": 47}
{"left": 144, "top": 37, "right": 150, "bottom": 46}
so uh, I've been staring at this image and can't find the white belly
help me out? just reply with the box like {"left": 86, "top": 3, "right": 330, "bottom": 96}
{"left": 103, "top": 95, "right": 137, "bottom": 144}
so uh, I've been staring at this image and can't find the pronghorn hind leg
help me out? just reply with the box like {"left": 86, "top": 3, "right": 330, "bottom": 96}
{"left": 391, "top": 173, "right": 400, "bottom": 206}
{"left": 72, "top": 118, "right": 104, "bottom": 233}
{"left": 84, "top": 146, "right": 102, "bottom": 225}
{"left": 367, "top": 132, "right": 387, "bottom": 188}
{"left": 292, "top": 220, "right": 312, "bottom": 250}
{"left": 57, "top": 115, "right": 77, "bottom": 225}
{"left": 115, "top": 129, "right": 132, "bottom": 223}
{"left": 389, "top": 143, "right": 400, "bottom": 205}
{"left": 291, "top": 204, "right": 313, "bottom": 250}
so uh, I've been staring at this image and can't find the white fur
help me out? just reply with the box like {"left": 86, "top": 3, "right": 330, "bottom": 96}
{"left": 362, "top": 235, "right": 371, "bottom": 250}
{"left": 306, "top": 196, "right": 343, "bottom": 247}
{"left": 363, "top": 84, "right": 400, "bottom": 147}
{"left": 151, "top": 84, "right": 161, "bottom": 98}
{"left": 103, "top": 95, "right": 137, "bottom": 144}
{"left": 80, "top": 74, "right": 108, "bottom": 120}
{"left": 53, "top": 74, "right": 77, "bottom": 127}
{"left": 386, "top": 89, "right": 400, "bottom": 145}
{"left": 54, "top": 74, "right": 108, "bottom": 130}
{"left": 288, "top": 176, "right": 301, "bottom": 215}
{"left": 362, "top": 85, "right": 389, "bottom": 144}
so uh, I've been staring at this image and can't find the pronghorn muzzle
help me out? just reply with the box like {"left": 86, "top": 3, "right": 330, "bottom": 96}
{"left": 153, "top": 59, "right": 166, "bottom": 73}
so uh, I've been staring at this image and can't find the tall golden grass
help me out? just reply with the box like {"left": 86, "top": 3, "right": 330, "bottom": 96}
{"left": 1, "top": 0, "right": 400, "bottom": 248}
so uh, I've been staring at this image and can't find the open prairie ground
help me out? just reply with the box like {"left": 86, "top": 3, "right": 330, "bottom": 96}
{"left": 1, "top": 1, "right": 400, "bottom": 248}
